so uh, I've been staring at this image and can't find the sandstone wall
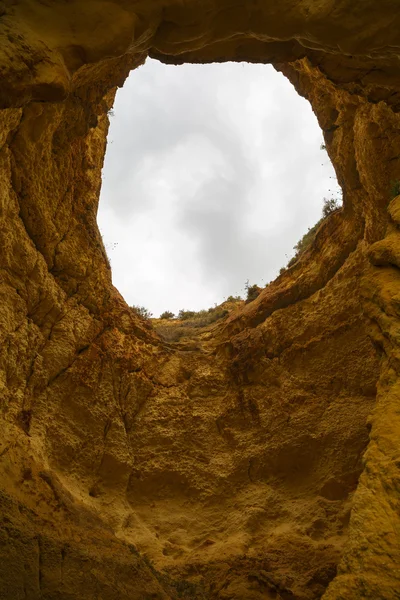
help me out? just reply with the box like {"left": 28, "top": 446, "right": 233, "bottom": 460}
{"left": 1, "top": 2, "right": 400, "bottom": 598}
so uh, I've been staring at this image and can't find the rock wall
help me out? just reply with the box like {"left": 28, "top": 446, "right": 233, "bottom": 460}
{"left": 1, "top": 2, "right": 400, "bottom": 598}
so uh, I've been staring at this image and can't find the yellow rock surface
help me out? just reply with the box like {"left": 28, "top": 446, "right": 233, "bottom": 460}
{"left": 1, "top": 2, "right": 400, "bottom": 598}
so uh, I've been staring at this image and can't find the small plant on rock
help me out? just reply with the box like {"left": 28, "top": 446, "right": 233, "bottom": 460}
{"left": 322, "top": 197, "right": 340, "bottom": 218}
{"left": 245, "top": 280, "right": 261, "bottom": 303}
{"left": 132, "top": 305, "right": 153, "bottom": 319}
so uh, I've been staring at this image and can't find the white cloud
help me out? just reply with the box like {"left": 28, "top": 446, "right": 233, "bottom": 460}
{"left": 98, "top": 59, "right": 340, "bottom": 316}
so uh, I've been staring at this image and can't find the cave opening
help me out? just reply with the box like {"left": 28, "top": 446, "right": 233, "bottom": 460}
{"left": 98, "top": 59, "right": 341, "bottom": 318}
{"left": 1, "top": 3, "right": 396, "bottom": 598}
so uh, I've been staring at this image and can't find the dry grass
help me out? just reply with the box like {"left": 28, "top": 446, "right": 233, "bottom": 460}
{"left": 154, "top": 307, "right": 229, "bottom": 342}
{"left": 151, "top": 298, "right": 249, "bottom": 343}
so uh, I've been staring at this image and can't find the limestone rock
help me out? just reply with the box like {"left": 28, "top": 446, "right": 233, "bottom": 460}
{"left": 1, "top": 2, "right": 400, "bottom": 598}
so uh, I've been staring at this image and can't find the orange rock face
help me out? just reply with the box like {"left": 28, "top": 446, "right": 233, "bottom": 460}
{"left": 1, "top": 2, "right": 400, "bottom": 598}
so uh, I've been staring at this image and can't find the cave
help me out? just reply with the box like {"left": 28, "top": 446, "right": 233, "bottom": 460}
{"left": 1, "top": 2, "right": 400, "bottom": 599}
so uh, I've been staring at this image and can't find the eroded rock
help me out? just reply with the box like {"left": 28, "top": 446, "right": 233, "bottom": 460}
{"left": 1, "top": 2, "right": 400, "bottom": 598}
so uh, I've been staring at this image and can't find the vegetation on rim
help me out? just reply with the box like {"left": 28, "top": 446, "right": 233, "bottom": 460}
{"left": 285, "top": 195, "right": 341, "bottom": 270}
{"left": 133, "top": 188, "right": 343, "bottom": 339}
{"left": 131, "top": 305, "right": 153, "bottom": 319}
{"left": 155, "top": 305, "right": 231, "bottom": 342}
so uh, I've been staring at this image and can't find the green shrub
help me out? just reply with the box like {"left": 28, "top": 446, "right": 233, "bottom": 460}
{"left": 226, "top": 295, "right": 242, "bottom": 302}
{"left": 287, "top": 222, "right": 320, "bottom": 268}
{"left": 322, "top": 197, "right": 340, "bottom": 218}
{"left": 160, "top": 311, "right": 175, "bottom": 320}
{"left": 132, "top": 305, "right": 152, "bottom": 319}
{"left": 293, "top": 221, "right": 320, "bottom": 256}
{"left": 244, "top": 280, "right": 261, "bottom": 303}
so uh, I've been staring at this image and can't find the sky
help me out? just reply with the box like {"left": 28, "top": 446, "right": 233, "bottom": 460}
{"left": 97, "top": 59, "right": 341, "bottom": 317}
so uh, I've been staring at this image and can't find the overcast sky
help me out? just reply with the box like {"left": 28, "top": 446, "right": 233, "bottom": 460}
{"left": 98, "top": 59, "right": 340, "bottom": 317}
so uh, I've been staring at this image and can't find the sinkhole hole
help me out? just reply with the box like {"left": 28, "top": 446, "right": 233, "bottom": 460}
{"left": 98, "top": 59, "right": 341, "bottom": 318}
